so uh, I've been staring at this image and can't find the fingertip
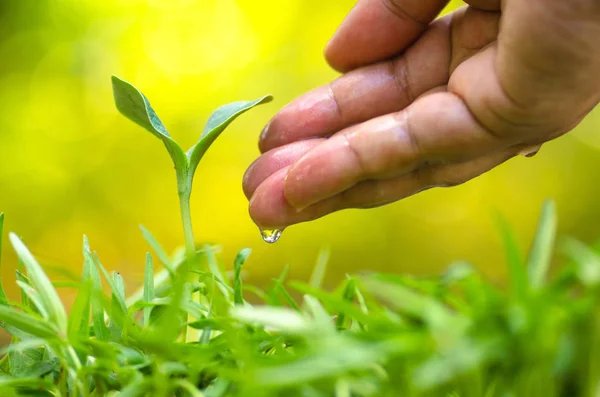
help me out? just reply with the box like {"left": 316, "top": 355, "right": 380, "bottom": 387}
{"left": 248, "top": 168, "right": 292, "bottom": 229}
{"left": 242, "top": 159, "right": 259, "bottom": 200}
{"left": 324, "top": 36, "right": 353, "bottom": 73}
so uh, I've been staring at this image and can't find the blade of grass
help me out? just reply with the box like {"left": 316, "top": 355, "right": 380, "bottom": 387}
{"left": 273, "top": 280, "right": 301, "bottom": 312}
{"left": 144, "top": 253, "right": 155, "bottom": 327}
{"left": 528, "top": 200, "right": 557, "bottom": 290}
{"left": 233, "top": 248, "right": 251, "bottom": 305}
{"left": 230, "top": 305, "right": 310, "bottom": 334}
{"left": 267, "top": 264, "right": 290, "bottom": 306}
{"left": 0, "top": 338, "right": 46, "bottom": 355}
{"left": 93, "top": 254, "right": 127, "bottom": 313}
{"left": 109, "top": 270, "right": 126, "bottom": 339}
{"left": 68, "top": 279, "right": 91, "bottom": 341}
{"left": 562, "top": 237, "right": 600, "bottom": 287}
{"left": 205, "top": 244, "right": 231, "bottom": 297}
{"left": 84, "top": 236, "right": 109, "bottom": 341}
{"left": 495, "top": 213, "right": 528, "bottom": 300}
{"left": 0, "top": 305, "right": 58, "bottom": 339}
{"left": 15, "top": 281, "right": 48, "bottom": 319}
{"left": 140, "top": 225, "right": 175, "bottom": 277}
{"left": 336, "top": 276, "right": 357, "bottom": 329}
{"left": 9, "top": 233, "right": 67, "bottom": 334}
{"left": 309, "top": 248, "right": 330, "bottom": 289}
{"left": 290, "top": 282, "right": 373, "bottom": 326}
{"left": 0, "top": 213, "right": 6, "bottom": 305}
{"left": 14, "top": 270, "right": 31, "bottom": 310}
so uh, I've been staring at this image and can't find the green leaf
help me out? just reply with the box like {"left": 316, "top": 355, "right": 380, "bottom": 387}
{"left": 9, "top": 233, "right": 67, "bottom": 335}
{"left": 233, "top": 248, "right": 251, "bottom": 305}
{"left": 0, "top": 305, "right": 57, "bottom": 339}
{"left": 0, "top": 338, "right": 46, "bottom": 355}
{"left": 140, "top": 225, "right": 175, "bottom": 277}
{"left": 111, "top": 75, "right": 188, "bottom": 173}
{"left": 362, "top": 277, "right": 457, "bottom": 329}
{"left": 143, "top": 253, "right": 154, "bottom": 327}
{"left": 15, "top": 281, "right": 48, "bottom": 319}
{"left": 172, "top": 379, "right": 205, "bottom": 397}
{"left": 0, "top": 376, "right": 53, "bottom": 389}
{"left": 495, "top": 213, "right": 527, "bottom": 300}
{"left": 309, "top": 248, "right": 330, "bottom": 289}
{"left": 290, "top": 282, "right": 373, "bottom": 326}
{"left": 273, "top": 280, "right": 301, "bottom": 312}
{"left": 118, "top": 377, "right": 152, "bottom": 397}
{"left": 0, "top": 213, "right": 7, "bottom": 305}
{"left": 336, "top": 276, "right": 356, "bottom": 329}
{"left": 14, "top": 271, "right": 31, "bottom": 311}
{"left": 187, "top": 95, "right": 273, "bottom": 176}
{"left": 83, "top": 236, "right": 109, "bottom": 341}
{"left": 230, "top": 306, "right": 311, "bottom": 334}
{"left": 94, "top": 255, "right": 127, "bottom": 314}
{"left": 68, "top": 279, "right": 91, "bottom": 341}
{"left": 528, "top": 200, "right": 557, "bottom": 290}
{"left": 204, "top": 244, "right": 231, "bottom": 298}
{"left": 303, "top": 295, "right": 334, "bottom": 333}
{"left": 562, "top": 237, "right": 600, "bottom": 287}
{"left": 108, "top": 270, "right": 126, "bottom": 339}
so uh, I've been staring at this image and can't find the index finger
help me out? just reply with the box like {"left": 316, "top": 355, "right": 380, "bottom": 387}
{"left": 325, "top": 0, "right": 449, "bottom": 72}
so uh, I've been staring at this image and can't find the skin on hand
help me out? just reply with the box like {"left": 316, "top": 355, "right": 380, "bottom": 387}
{"left": 244, "top": 0, "right": 600, "bottom": 229}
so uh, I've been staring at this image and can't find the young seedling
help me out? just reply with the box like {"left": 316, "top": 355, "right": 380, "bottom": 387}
{"left": 111, "top": 76, "right": 272, "bottom": 260}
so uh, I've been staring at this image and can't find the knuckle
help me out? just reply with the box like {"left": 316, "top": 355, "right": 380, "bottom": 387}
{"left": 380, "top": 0, "right": 429, "bottom": 26}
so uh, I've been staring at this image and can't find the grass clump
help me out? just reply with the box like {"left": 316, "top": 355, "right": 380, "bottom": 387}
{"left": 0, "top": 79, "right": 599, "bottom": 396}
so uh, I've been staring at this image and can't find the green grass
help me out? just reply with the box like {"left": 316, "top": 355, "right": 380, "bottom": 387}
{"left": 1, "top": 79, "right": 599, "bottom": 396}
{"left": 0, "top": 202, "right": 599, "bottom": 396}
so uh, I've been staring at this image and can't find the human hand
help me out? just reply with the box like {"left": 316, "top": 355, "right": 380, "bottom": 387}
{"left": 244, "top": 0, "right": 600, "bottom": 229}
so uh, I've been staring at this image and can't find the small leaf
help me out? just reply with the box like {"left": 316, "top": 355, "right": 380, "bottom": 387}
{"left": 187, "top": 95, "right": 272, "bottom": 176}
{"left": 233, "top": 248, "right": 251, "bottom": 305}
{"left": 9, "top": 233, "right": 67, "bottom": 335}
{"left": 143, "top": 253, "right": 154, "bottom": 327}
{"left": 111, "top": 75, "right": 170, "bottom": 139}
{"left": 528, "top": 200, "right": 557, "bottom": 290}
{"left": 111, "top": 75, "right": 187, "bottom": 174}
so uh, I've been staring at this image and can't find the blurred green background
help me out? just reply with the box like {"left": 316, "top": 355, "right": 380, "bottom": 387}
{"left": 0, "top": 0, "right": 599, "bottom": 302}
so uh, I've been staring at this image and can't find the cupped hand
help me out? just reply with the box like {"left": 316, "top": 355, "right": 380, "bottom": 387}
{"left": 244, "top": 0, "right": 600, "bottom": 229}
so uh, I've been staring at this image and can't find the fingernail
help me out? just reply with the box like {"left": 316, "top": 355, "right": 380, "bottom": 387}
{"left": 260, "top": 120, "right": 272, "bottom": 143}
{"left": 283, "top": 172, "right": 307, "bottom": 212}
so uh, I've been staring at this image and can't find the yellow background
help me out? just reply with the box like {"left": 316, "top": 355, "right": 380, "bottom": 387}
{"left": 0, "top": 0, "right": 599, "bottom": 300}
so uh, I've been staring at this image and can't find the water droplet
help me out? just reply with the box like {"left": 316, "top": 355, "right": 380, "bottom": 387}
{"left": 260, "top": 229, "right": 283, "bottom": 244}
{"left": 519, "top": 144, "right": 542, "bottom": 158}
